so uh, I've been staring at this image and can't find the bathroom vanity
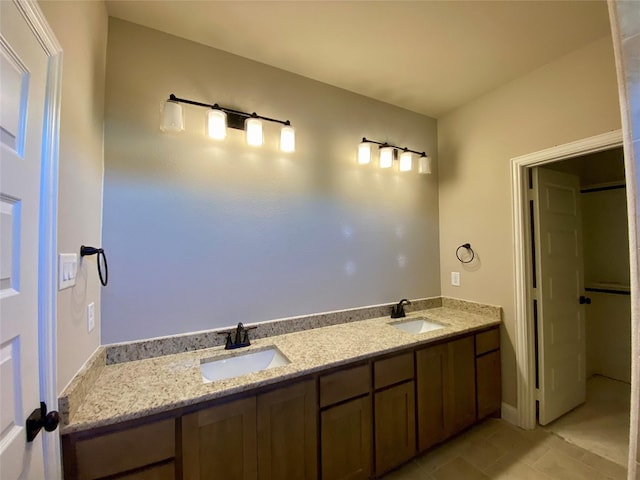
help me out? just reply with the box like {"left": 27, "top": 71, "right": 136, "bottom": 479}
{"left": 59, "top": 300, "right": 501, "bottom": 479}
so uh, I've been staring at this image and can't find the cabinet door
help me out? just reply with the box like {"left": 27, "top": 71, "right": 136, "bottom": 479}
{"left": 447, "top": 336, "right": 476, "bottom": 436}
{"left": 257, "top": 379, "right": 317, "bottom": 480}
{"left": 182, "top": 397, "right": 257, "bottom": 480}
{"left": 416, "top": 344, "right": 448, "bottom": 452}
{"left": 321, "top": 396, "right": 372, "bottom": 480}
{"left": 374, "top": 381, "right": 416, "bottom": 475}
{"left": 477, "top": 350, "right": 502, "bottom": 419}
{"left": 117, "top": 461, "right": 175, "bottom": 480}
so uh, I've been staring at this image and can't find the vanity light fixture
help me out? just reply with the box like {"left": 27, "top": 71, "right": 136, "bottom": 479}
{"left": 160, "top": 99, "right": 184, "bottom": 132}
{"left": 399, "top": 149, "right": 413, "bottom": 172}
{"left": 280, "top": 122, "right": 296, "bottom": 152}
{"left": 245, "top": 115, "right": 264, "bottom": 147}
{"left": 379, "top": 145, "right": 395, "bottom": 169}
{"left": 418, "top": 154, "right": 432, "bottom": 174}
{"left": 161, "top": 94, "right": 295, "bottom": 152}
{"left": 207, "top": 109, "right": 227, "bottom": 140}
{"left": 358, "top": 140, "right": 372, "bottom": 164}
{"left": 358, "top": 137, "right": 430, "bottom": 174}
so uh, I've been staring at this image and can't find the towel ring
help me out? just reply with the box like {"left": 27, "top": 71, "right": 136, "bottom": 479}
{"left": 80, "top": 245, "right": 109, "bottom": 286}
{"left": 455, "top": 243, "right": 475, "bottom": 264}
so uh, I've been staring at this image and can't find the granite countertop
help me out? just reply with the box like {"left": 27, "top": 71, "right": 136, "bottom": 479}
{"left": 61, "top": 305, "right": 500, "bottom": 435}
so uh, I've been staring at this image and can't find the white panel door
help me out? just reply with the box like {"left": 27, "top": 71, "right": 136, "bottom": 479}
{"left": 533, "top": 167, "right": 586, "bottom": 426}
{"left": 0, "top": 1, "right": 50, "bottom": 478}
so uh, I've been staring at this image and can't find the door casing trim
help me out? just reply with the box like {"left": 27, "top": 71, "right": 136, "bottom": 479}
{"left": 13, "top": 0, "right": 63, "bottom": 477}
{"left": 510, "top": 129, "right": 623, "bottom": 430}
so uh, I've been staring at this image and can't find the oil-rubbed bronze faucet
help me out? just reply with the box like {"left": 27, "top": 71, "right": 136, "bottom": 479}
{"left": 216, "top": 322, "right": 257, "bottom": 350}
{"left": 391, "top": 298, "right": 412, "bottom": 318}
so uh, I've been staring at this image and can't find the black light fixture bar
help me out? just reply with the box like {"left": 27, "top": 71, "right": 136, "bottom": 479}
{"left": 361, "top": 137, "right": 427, "bottom": 157}
{"left": 168, "top": 94, "right": 291, "bottom": 129}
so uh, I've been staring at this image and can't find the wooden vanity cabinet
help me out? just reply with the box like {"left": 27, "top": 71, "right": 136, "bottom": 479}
{"left": 257, "top": 379, "right": 317, "bottom": 480}
{"left": 63, "top": 325, "right": 501, "bottom": 480}
{"left": 319, "top": 364, "right": 372, "bottom": 480}
{"left": 374, "top": 382, "right": 416, "bottom": 475}
{"left": 416, "top": 336, "right": 476, "bottom": 452}
{"left": 373, "top": 353, "right": 416, "bottom": 475}
{"left": 475, "top": 327, "right": 501, "bottom": 420}
{"left": 416, "top": 343, "right": 448, "bottom": 452}
{"left": 182, "top": 379, "right": 316, "bottom": 480}
{"left": 182, "top": 396, "right": 257, "bottom": 480}
{"left": 117, "top": 462, "right": 176, "bottom": 479}
{"left": 321, "top": 397, "right": 372, "bottom": 480}
{"left": 447, "top": 336, "right": 477, "bottom": 436}
{"left": 62, "top": 418, "right": 175, "bottom": 479}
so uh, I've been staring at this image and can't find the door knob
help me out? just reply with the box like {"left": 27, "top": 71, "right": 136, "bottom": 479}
{"left": 26, "top": 402, "right": 60, "bottom": 442}
{"left": 579, "top": 295, "right": 592, "bottom": 305}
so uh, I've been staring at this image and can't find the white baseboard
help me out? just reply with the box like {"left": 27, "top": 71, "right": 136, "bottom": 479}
{"left": 501, "top": 402, "right": 519, "bottom": 426}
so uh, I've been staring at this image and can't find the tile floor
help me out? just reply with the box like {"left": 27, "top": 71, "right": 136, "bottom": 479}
{"left": 380, "top": 418, "right": 629, "bottom": 480}
{"left": 544, "top": 375, "right": 630, "bottom": 467}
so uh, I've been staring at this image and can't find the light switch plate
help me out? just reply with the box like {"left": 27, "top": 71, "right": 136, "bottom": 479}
{"left": 58, "top": 253, "right": 78, "bottom": 290}
{"left": 451, "top": 271, "right": 461, "bottom": 287}
{"left": 87, "top": 302, "right": 95, "bottom": 333}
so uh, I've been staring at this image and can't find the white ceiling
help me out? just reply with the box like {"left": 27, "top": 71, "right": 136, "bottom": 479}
{"left": 105, "top": 0, "right": 611, "bottom": 118}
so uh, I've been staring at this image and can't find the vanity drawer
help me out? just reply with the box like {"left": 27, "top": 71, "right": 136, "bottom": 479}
{"left": 374, "top": 352, "right": 414, "bottom": 389}
{"left": 74, "top": 418, "right": 175, "bottom": 479}
{"left": 117, "top": 461, "right": 175, "bottom": 480}
{"left": 320, "top": 364, "right": 370, "bottom": 407}
{"left": 475, "top": 328, "right": 500, "bottom": 356}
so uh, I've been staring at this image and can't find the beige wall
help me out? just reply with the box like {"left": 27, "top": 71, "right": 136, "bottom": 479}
{"left": 438, "top": 36, "right": 621, "bottom": 407}
{"left": 39, "top": 1, "right": 108, "bottom": 393}
{"left": 101, "top": 19, "right": 440, "bottom": 343}
{"left": 582, "top": 187, "right": 631, "bottom": 382}
{"left": 586, "top": 291, "right": 631, "bottom": 382}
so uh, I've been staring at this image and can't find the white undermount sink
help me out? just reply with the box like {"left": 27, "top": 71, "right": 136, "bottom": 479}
{"left": 200, "top": 346, "right": 290, "bottom": 383}
{"left": 390, "top": 317, "right": 445, "bottom": 334}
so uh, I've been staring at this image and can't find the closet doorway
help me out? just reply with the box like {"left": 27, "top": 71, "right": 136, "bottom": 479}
{"left": 531, "top": 147, "right": 630, "bottom": 466}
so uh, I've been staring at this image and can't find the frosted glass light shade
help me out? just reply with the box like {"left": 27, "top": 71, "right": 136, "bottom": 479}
{"left": 160, "top": 100, "right": 184, "bottom": 132}
{"left": 379, "top": 147, "right": 394, "bottom": 168}
{"left": 418, "top": 155, "right": 432, "bottom": 174}
{"left": 207, "top": 109, "right": 227, "bottom": 140}
{"left": 358, "top": 141, "right": 372, "bottom": 164}
{"left": 399, "top": 151, "right": 413, "bottom": 172}
{"left": 280, "top": 124, "right": 295, "bottom": 152}
{"left": 246, "top": 117, "right": 263, "bottom": 146}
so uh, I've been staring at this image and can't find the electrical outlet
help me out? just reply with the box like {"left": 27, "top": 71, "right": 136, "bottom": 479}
{"left": 87, "top": 302, "right": 95, "bottom": 333}
{"left": 451, "top": 271, "right": 461, "bottom": 287}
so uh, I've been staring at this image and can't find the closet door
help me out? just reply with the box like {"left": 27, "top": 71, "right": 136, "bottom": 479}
{"left": 533, "top": 168, "right": 586, "bottom": 425}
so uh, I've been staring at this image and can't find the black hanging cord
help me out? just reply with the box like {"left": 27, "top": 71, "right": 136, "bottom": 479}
{"left": 455, "top": 243, "right": 475, "bottom": 264}
{"left": 80, "top": 245, "right": 108, "bottom": 286}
